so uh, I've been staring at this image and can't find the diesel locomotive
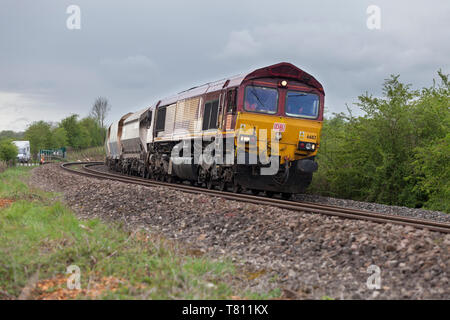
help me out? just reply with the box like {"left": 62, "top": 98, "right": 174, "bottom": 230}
{"left": 105, "top": 62, "right": 324, "bottom": 198}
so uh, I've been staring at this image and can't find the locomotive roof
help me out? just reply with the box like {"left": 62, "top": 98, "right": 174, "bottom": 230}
{"left": 108, "top": 112, "right": 133, "bottom": 131}
{"left": 124, "top": 108, "right": 149, "bottom": 124}
{"left": 152, "top": 62, "right": 324, "bottom": 109}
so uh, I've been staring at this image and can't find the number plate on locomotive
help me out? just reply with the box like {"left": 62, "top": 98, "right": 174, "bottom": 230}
{"left": 273, "top": 123, "right": 286, "bottom": 132}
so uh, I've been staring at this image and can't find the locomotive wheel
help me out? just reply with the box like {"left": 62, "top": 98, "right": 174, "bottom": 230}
{"left": 197, "top": 178, "right": 204, "bottom": 188}
{"left": 232, "top": 183, "right": 241, "bottom": 193}
{"left": 218, "top": 180, "right": 226, "bottom": 191}
{"left": 251, "top": 189, "right": 260, "bottom": 196}
{"left": 281, "top": 193, "right": 292, "bottom": 200}
{"left": 206, "top": 178, "right": 213, "bottom": 190}
{"left": 266, "top": 191, "right": 274, "bottom": 198}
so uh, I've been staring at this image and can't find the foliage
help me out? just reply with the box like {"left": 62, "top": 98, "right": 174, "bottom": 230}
{"left": 24, "top": 121, "right": 53, "bottom": 156}
{"left": 60, "top": 115, "right": 83, "bottom": 148}
{"left": 409, "top": 71, "right": 450, "bottom": 211}
{"left": 0, "top": 140, "right": 18, "bottom": 162}
{"left": 79, "top": 117, "right": 106, "bottom": 147}
{"left": 0, "top": 130, "right": 24, "bottom": 141}
{"left": 60, "top": 115, "right": 105, "bottom": 149}
{"left": 8, "top": 97, "right": 109, "bottom": 158}
{"left": 51, "top": 127, "right": 68, "bottom": 149}
{"left": 23, "top": 115, "right": 105, "bottom": 156}
{"left": 411, "top": 133, "right": 450, "bottom": 212}
{"left": 0, "top": 161, "right": 6, "bottom": 173}
{"left": 310, "top": 71, "right": 449, "bottom": 212}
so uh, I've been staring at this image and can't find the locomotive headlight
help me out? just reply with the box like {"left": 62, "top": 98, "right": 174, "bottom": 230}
{"left": 281, "top": 80, "right": 288, "bottom": 87}
{"left": 298, "top": 141, "right": 316, "bottom": 152}
{"left": 240, "top": 136, "right": 250, "bottom": 142}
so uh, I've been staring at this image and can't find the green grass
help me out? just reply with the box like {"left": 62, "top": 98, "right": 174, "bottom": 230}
{"left": 0, "top": 161, "right": 7, "bottom": 173}
{"left": 244, "top": 288, "right": 282, "bottom": 299}
{"left": 0, "top": 167, "right": 280, "bottom": 299}
{"left": 66, "top": 146, "right": 105, "bottom": 162}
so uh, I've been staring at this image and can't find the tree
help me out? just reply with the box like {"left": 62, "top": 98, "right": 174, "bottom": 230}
{"left": 24, "top": 121, "right": 52, "bottom": 156}
{"left": 0, "top": 130, "right": 24, "bottom": 140}
{"left": 59, "top": 115, "right": 106, "bottom": 149}
{"left": 60, "top": 115, "right": 82, "bottom": 148}
{"left": 90, "top": 97, "right": 110, "bottom": 128}
{"left": 50, "top": 127, "right": 68, "bottom": 149}
{"left": 79, "top": 117, "right": 105, "bottom": 147}
{"left": 0, "top": 140, "right": 18, "bottom": 162}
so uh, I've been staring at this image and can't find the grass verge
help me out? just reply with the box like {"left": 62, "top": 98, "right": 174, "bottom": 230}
{"left": 66, "top": 146, "right": 105, "bottom": 162}
{"left": 0, "top": 161, "right": 6, "bottom": 173}
{"left": 0, "top": 167, "right": 280, "bottom": 299}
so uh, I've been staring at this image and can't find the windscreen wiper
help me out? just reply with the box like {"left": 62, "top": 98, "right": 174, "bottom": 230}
{"left": 250, "top": 88, "right": 269, "bottom": 111}
{"left": 290, "top": 93, "right": 307, "bottom": 97}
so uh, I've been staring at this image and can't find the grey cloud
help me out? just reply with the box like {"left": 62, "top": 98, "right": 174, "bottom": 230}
{"left": 217, "top": 30, "right": 261, "bottom": 59}
{"left": 0, "top": 0, "right": 448, "bottom": 130}
{"left": 99, "top": 55, "right": 158, "bottom": 88}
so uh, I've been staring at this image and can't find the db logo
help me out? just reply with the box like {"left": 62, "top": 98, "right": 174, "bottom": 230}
{"left": 273, "top": 123, "right": 286, "bottom": 132}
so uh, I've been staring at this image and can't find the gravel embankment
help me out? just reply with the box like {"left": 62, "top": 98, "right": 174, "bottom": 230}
{"left": 29, "top": 164, "right": 449, "bottom": 299}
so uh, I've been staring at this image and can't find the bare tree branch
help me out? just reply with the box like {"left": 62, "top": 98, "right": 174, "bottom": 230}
{"left": 90, "top": 97, "right": 111, "bottom": 128}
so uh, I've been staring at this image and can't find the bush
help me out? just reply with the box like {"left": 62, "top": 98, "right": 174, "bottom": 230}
{"left": 310, "top": 71, "right": 449, "bottom": 212}
{"left": 0, "top": 140, "right": 18, "bottom": 163}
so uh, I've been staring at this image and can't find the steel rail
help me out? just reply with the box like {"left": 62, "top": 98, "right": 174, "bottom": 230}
{"left": 61, "top": 162, "right": 450, "bottom": 233}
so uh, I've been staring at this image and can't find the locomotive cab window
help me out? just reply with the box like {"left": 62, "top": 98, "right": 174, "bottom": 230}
{"left": 155, "top": 107, "right": 166, "bottom": 133}
{"left": 285, "top": 91, "right": 319, "bottom": 119}
{"left": 244, "top": 86, "right": 278, "bottom": 114}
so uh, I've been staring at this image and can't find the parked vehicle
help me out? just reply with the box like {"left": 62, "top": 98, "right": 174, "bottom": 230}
{"left": 13, "top": 141, "right": 31, "bottom": 163}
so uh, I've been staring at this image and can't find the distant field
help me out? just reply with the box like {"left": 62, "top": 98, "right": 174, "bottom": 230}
{"left": 0, "top": 167, "right": 279, "bottom": 300}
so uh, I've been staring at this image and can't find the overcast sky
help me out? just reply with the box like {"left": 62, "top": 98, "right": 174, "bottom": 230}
{"left": 1, "top": 0, "right": 449, "bottom": 131}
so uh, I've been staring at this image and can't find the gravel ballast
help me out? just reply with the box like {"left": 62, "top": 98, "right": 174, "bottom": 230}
{"left": 295, "top": 194, "right": 450, "bottom": 223}
{"left": 29, "top": 164, "right": 449, "bottom": 299}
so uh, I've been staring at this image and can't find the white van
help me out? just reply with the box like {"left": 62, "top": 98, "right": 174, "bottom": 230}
{"left": 13, "top": 141, "right": 31, "bottom": 163}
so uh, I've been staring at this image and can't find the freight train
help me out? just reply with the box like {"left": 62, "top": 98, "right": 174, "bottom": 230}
{"left": 105, "top": 62, "right": 324, "bottom": 198}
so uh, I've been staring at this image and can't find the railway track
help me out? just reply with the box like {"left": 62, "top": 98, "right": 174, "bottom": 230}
{"left": 61, "top": 162, "right": 450, "bottom": 234}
